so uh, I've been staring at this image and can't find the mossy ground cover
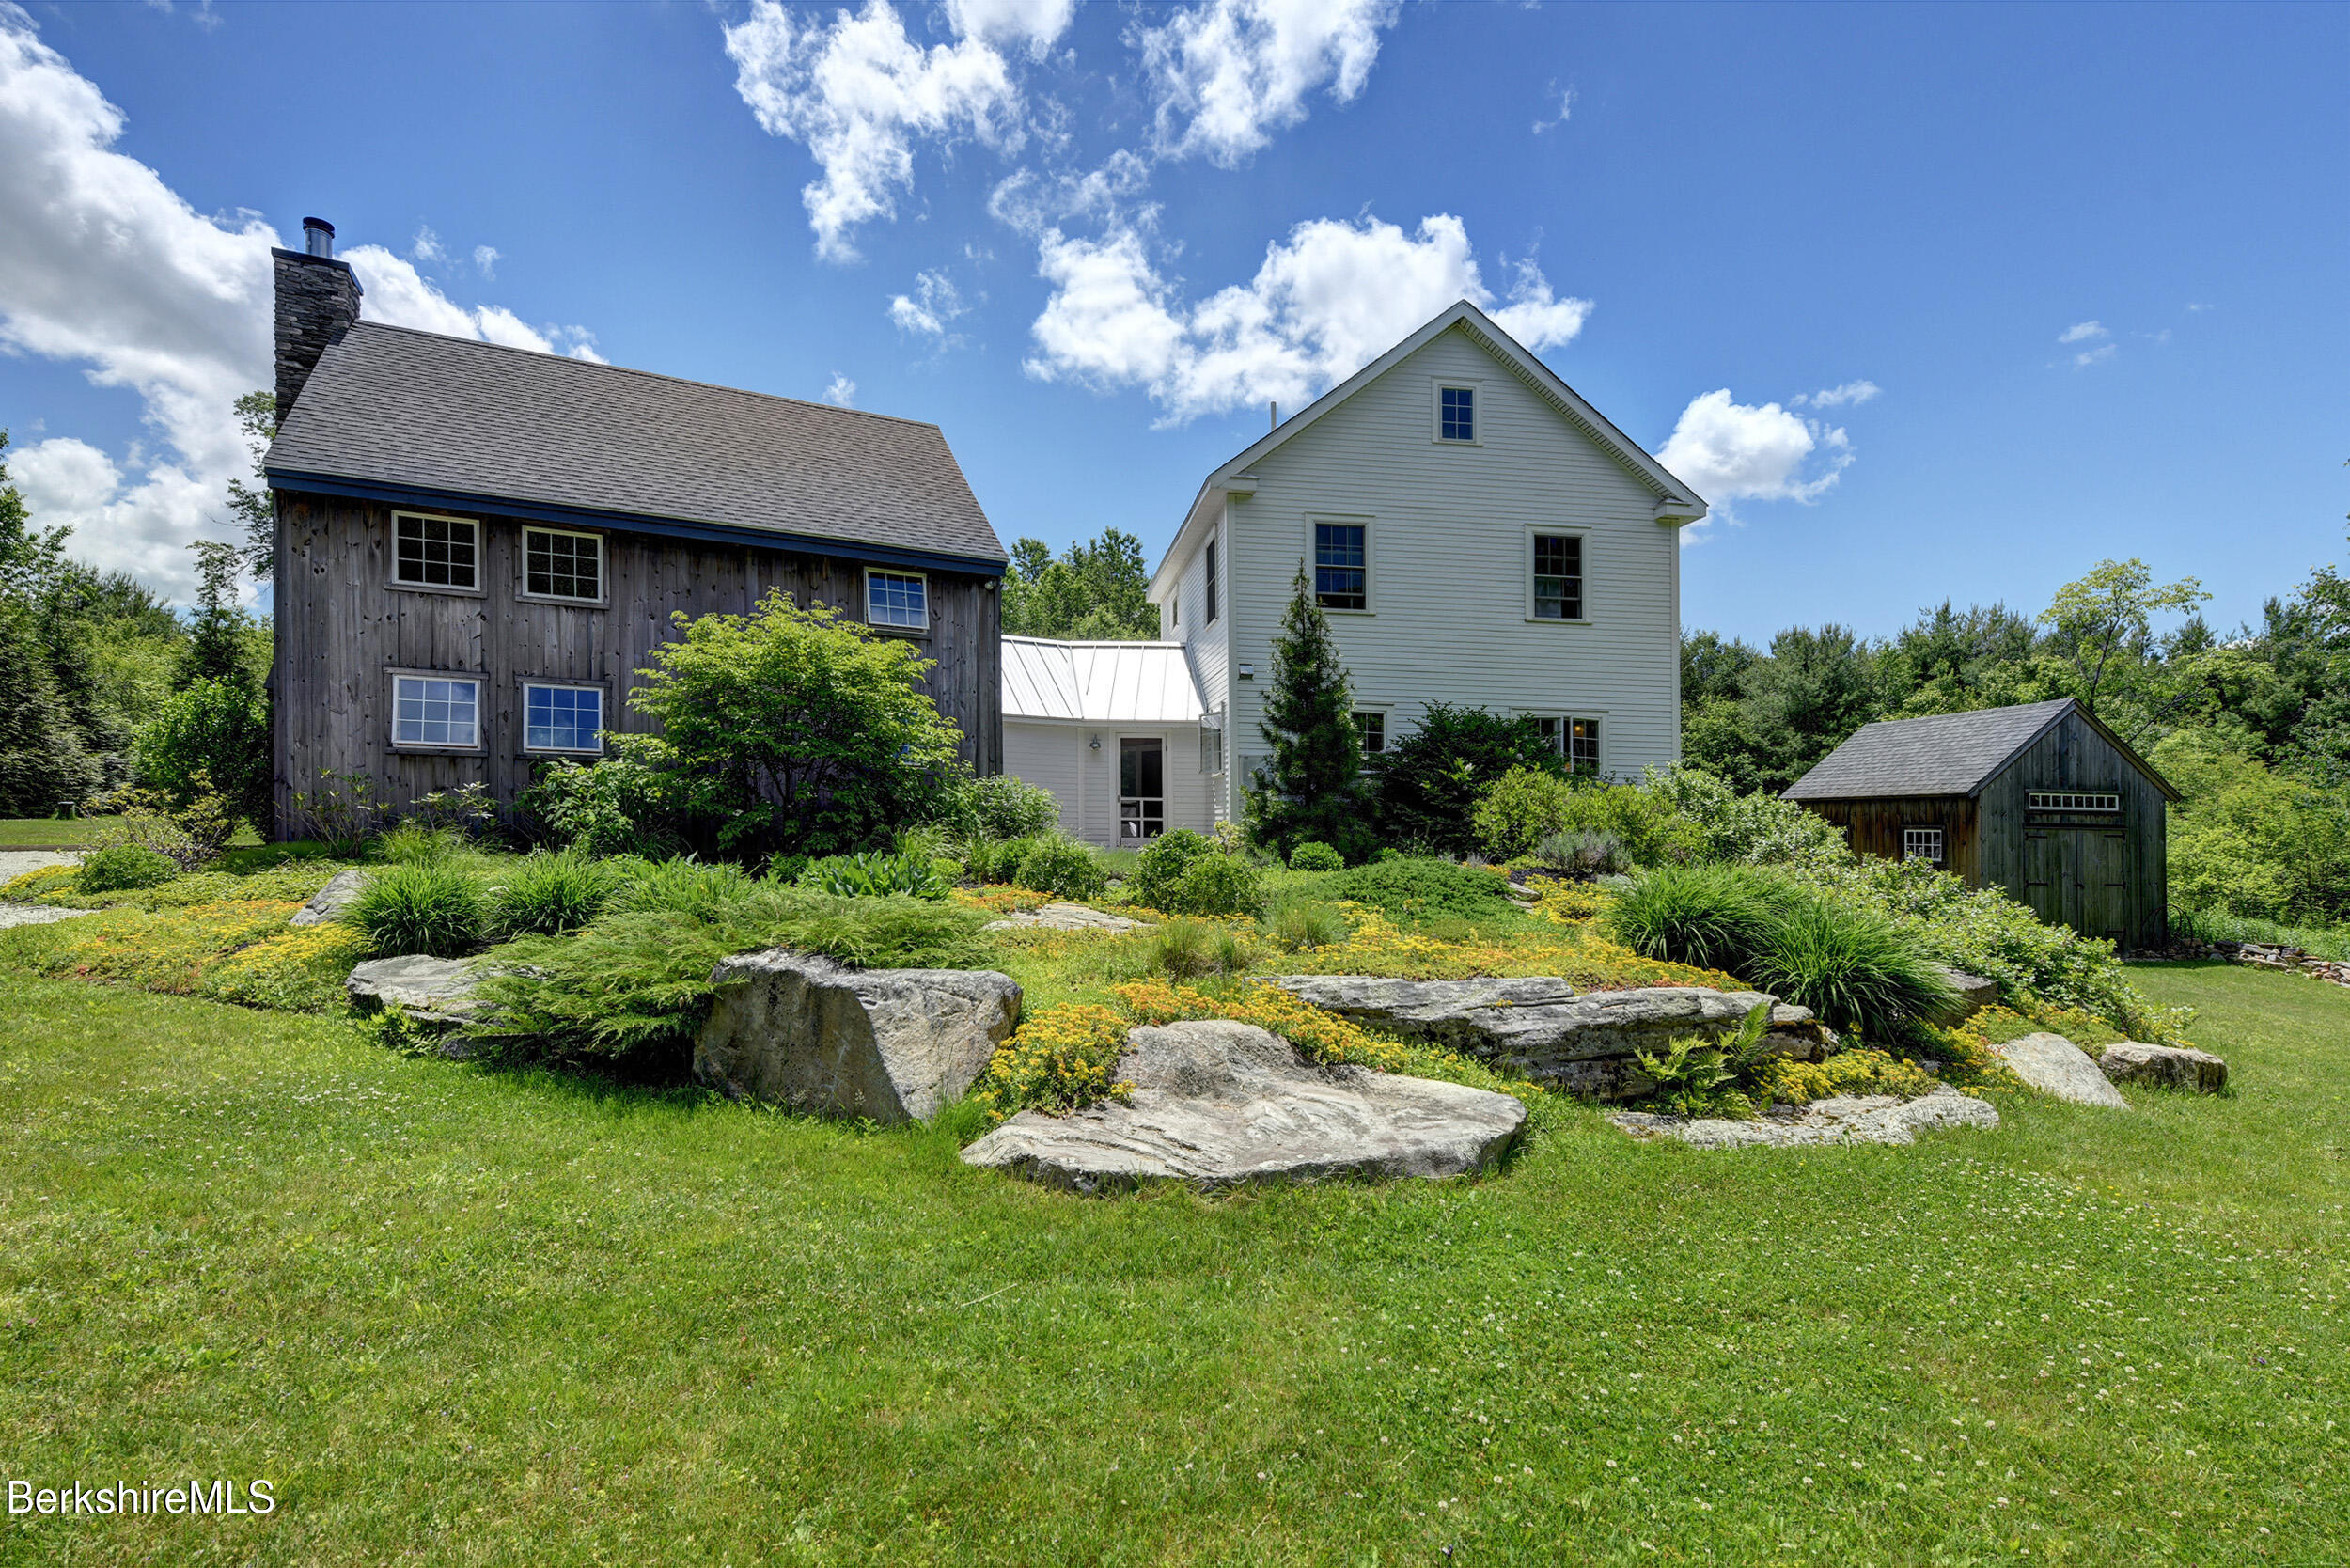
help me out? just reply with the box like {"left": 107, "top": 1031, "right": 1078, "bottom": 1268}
{"left": 0, "top": 964, "right": 2342, "bottom": 1564}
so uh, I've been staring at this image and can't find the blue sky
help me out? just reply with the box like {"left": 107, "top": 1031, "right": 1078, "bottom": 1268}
{"left": 1, "top": 0, "right": 2342, "bottom": 642}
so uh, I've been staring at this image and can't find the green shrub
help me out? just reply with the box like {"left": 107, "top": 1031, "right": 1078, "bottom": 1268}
{"left": 374, "top": 823, "right": 459, "bottom": 866}
{"left": 518, "top": 737, "right": 687, "bottom": 859}
{"left": 133, "top": 675, "right": 273, "bottom": 835}
{"left": 1265, "top": 896, "right": 1349, "bottom": 951}
{"left": 1637, "top": 764, "right": 1852, "bottom": 870}
{"left": 349, "top": 862, "right": 486, "bottom": 958}
{"left": 1326, "top": 857, "right": 1511, "bottom": 923}
{"left": 1535, "top": 829, "right": 1630, "bottom": 878}
{"left": 1366, "top": 702, "right": 1560, "bottom": 858}
{"left": 1129, "top": 828, "right": 1215, "bottom": 908}
{"left": 488, "top": 851, "right": 622, "bottom": 938}
{"left": 77, "top": 845, "right": 178, "bottom": 893}
{"left": 467, "top": 890, "right": 990, "bottom": 1062}
{"left": 1289, "top": 840, "right": 1344, "bottom": 872}
{"left": 1150, "top": 854, "right": 1264, "bottom": 917}
{"left": 1013, "top": 836, "right": 1108, "bottom": 902}
{"left": 1473, "top": 767, "right": 1701, "bottom": 866}
{"left": 1748, "top": 895, "right": 1960, "bottom": 1040}
{"left": 946, "top": 773, "right": 1062, "bottom": 842}
{"left": 1605, "top": 863, "right": 1785, "bottom": 973}
{"left": 1151, "top": 917, "right": 1254, "bottom": 979}
{"left": 798, "top": 850, "right": 953, "bottom": 900}
{"left": 964, "top": 835, "right": 1039, "bottom": 886}
{"left": 608, "top": 856, "right": 758, "bottom": 919}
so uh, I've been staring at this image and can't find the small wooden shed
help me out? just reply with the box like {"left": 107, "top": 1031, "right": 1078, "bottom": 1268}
{"left": 1784, "top": 698, "right": 2179, "bottom": 951}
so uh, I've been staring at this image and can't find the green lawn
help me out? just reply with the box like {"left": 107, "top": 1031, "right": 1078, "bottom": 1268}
{"left": 0, "top": 819, "right": 270, "bottom": 851}
{"left": 1, "top": 964, "right": 2343, "bottom": 1564}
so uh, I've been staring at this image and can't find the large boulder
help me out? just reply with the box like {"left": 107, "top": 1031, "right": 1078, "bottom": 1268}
{"left": 290, "top": 868, "right": 368, "bottom": 927}
{"left": 2099, "top": 1043, "right": 2228, "bottom": 1094}
{"left": 695, "top": 951, "right": 1021, "bottom": 1123}
{"left": 1265, "top": 977, "right": 1827, "bottom": 1100}
{"left": 1932, "top": 965, "right": 2002, "bottom": 1019}
{"left": 1996, "top": 1033, "right": 2129, "bottom": 1108}
{"left": 347, "top": 954, "right": 486, "bottom": 1027}
{"left": 961, "top": 1019, "right": 1526, "bottom": 1193}
{"left": 1613, "top": 1085, "right": 1999, "bottom": 1148}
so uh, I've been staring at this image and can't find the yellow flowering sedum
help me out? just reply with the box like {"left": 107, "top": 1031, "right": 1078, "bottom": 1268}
{"left": 969, "top": 1003, "right": 1135, "bottom": 1122}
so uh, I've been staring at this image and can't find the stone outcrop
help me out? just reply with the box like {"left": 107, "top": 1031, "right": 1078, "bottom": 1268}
{"left": 1995, "top": 1033, "right": 2129, "bottom": 1108}
{"left": 961, "top": 1019, "right": 1526, "bottom": 1193}
{"left": 2098, "top": 1042, "right": 2228, "bottom": 1094}
{"left": 1265, "top": 977, "right": 1829, "bottom": 1100}
{"left": 1933, "top": 965, "right": 2002, "bottom": 1018}
{"left": 695, "top": 951, "right": 1021, "bottom": 1123}
{"left": 290, "top": 869, "right": 368, "bottom": 927}
{"left": 346, "top": 954, "right": 487, "bottom": 1027}
{"left": 982, "top": 902, "right": 1152, "bottom": 933}
{"left": 1612, "top": 1085, "right": 1998, "bottom": 1149}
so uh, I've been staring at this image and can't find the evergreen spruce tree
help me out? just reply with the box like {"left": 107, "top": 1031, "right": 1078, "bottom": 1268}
{"left": 1245, "top": 565, "right": 1366, "bottom": 857}
{"left": 176, "top": 541, "right": 252, "bottom": 689}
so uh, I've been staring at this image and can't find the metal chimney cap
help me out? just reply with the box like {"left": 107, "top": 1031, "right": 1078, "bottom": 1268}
{"left": 301, "top": 216, "right": 335, "bottom": 258}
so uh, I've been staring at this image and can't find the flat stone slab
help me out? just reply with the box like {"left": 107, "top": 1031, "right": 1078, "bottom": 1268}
{"left": 1933, "top": 964, "right": 2001, "bottom": 1018}
{"left": 982, "top": 902, "right": 1152, "bottom": 933}
{"left": 290, "top": 868, "right": 368, "bottom": 927}
{"left": 696, "top": 950, "right": 1021, "bottom": 1123}
{"left": 962, "top": 1019, "right": 1527, "bottom": 1193}
{"left": 1612, "top": 1086, "right": 1999, "bottom": 1148}
{"left": 347, "top": 954, "right": 486, "bottom": 1026}
{"left": 0, "top": 903, "right": 101, "bottom": 931}
{"left": 2099, "top": 1042, "right": 2228, "bottom": 1094}
{"left": 1267, "top": 977, "right": 1825, "bottom": 1099}
{"left": 1997, "top": 1032, "right": 2129, "bottom": 1108}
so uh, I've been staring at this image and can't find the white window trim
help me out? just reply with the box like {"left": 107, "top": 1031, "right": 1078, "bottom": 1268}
{"left": 1432, "top": 377, "right": 1484, "bottom": 446}
{"left": 386, "top": 668, "right": 486, "bottom": 754}
{"left": 1904, "top": 825, "right": 1947, "bottom": 865}
{"left": 865, "top": 566, "right": 930, "bottom": 634}
{"left": 1306, "top": 512, "right": 1375, "bottom": 616}
{"left": 2029, "top": 791, "right": 2121, "bottom": 812}
{"left": 519, "top": 680, "right": 609, "bottom": 756}
{"left": 387, "top": 510, "right": 486, "bottom": 597}
{"left": 1524, "top": 525, "right": 1591, "bottom": 624}
{"left": 517, "top": 525, "right": 609, "bottom": 606}
{"left": 1351, "top": 706, "right": 1391, "bottom": 756}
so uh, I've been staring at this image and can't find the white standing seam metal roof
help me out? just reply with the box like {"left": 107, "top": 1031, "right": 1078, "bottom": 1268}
{"left": 1002, "top": 637, "right": 1206, "bottom": 724}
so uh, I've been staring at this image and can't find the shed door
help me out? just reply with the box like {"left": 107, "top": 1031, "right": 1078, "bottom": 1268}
{"left": 2022, "top": 828, "right": 2130, "bottom": 944}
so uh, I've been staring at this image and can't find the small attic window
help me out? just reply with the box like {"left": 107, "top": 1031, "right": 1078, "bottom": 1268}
{"left": 1438, "top": 384, "right": 1476, "bottom": 443}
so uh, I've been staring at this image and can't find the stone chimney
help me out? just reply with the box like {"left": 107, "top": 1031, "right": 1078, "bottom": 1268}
{"left": 272, "top": 217, "right": 362, "bottom": 420}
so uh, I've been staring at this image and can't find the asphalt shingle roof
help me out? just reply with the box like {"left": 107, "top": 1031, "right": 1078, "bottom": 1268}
{"left": 266, "top": 321, "right": 1006, "bottom": 566}
{"left": 1782, "top": 698, "right": 2079, "bottom": 800}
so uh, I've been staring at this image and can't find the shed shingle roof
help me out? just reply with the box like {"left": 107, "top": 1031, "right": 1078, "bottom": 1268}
{"left": 266, "top": 321, "right": 1005, "bottom": 566}
{"left": 1782, "top": 698, "right": 2082, "bottom": 800}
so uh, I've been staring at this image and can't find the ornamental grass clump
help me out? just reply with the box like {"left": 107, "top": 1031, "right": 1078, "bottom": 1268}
{"left": 967, "top": 1004, "right": 1133, "bottom": 1122}
{"left": 1748, "top": 895, "right": 1961, "bottom": 1040}
{"left": 607, "top": 856, "right": 758, "bottom": 919}
{"left": 349, "top": 863, "right": 486, "bottom": 958}
{"left": 1605, "top": 863, "right": 1784, "bottom": 975}
{"left": 1264, "top": 895, "right": 1349, "bottom": 951}
{"left": 488, "top": 851, "right": 623, "bottom": 939}
{"left": 1150, "top": 917, "right": 1254, "bottom": 979}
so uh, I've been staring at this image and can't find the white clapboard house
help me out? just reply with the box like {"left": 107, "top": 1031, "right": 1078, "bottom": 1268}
{"left": 1005, "top": 299, "right": 1708, "bottom": 846}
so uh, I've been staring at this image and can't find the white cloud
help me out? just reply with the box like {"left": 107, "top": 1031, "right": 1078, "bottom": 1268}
{"left": 1137, "top": 0, "right": 1400, "bottom": 166}
{"left": 473, "top": 244, "right": 500, "bottom": 278}
{"left": 1657, "top": 389, "right": 1853, "bottom": 526}
{"left": 342, "top": 246, "right": 603, "bottom": 361}
{"left": 1024, "top": 212, "right": 1589, "bottom": 423}
{"left": 2073, "top": 341, "right": 2117, "bottom": 368}
{"left": 0, "top": 8, "right": 599, "bottom": 600}
{"left": 822, "top": 372, "right": 858, "bottom": 407}
{"left": 724, "top": 0, "right": 1026, "bottom": 262}
{"left": 887, "top": 268, "right": 969, "bottom": 337}
{"left": 944, "top": 0, "right": 1074, "bottom": 56}
{"left": 2058, "top": 320, "right": 2107, "bottom": 344}
{"left": 409, "top": 225, "right": 447, "bottom": 265}
{"left": 2186, "top": 301, "right": 2213, "bottom": 312}
{"left": 986, "top": 149, "right": 1152, "bottom": 236}
{"left": 1793, "top": 379, "right": 1880, "bottom": 409}
{"left": 1531, "top": 84, "right": 1574, "bottom": 134}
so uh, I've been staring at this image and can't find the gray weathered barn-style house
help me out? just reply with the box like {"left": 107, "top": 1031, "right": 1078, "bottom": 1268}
{"left": 1784, "top": 697, "right": 2178, "bottom": 950}
{"left": 262, "top": 220, "right": 1007, "bottom": 829}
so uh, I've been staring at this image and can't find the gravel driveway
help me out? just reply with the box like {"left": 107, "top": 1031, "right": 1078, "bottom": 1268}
{"left": 0, "top": 850, "right": 93, "bottom": 929}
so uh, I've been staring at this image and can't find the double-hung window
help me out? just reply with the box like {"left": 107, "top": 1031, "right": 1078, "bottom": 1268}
{"left": 1353, "top": 712, "right": 1386, "bottom": 754}
{"left": 867, "top": 570, "right": 928, "bottom": 631}
{"left": 393, "top": 675, "right": 480, "bottom": 749}
{"left": 524, "top": 683, "right": 603, "bottom": 754}
{"left": 393, "top": 512, "right": 479, "bottom": 589}
{"left": 1531, "top": 532, "right": 1584, "bottom": 619}
{"left": 1904, "top": 826, "right": 1946, "bottom": 865}
{"left": 1314, "top": 522, "right": 1368, "bottom": 611}
{"left": 1535, "top": 715, "right": 1603, "bottom": 776}
{"left": 523, "top": 527, "right": 603, "bottom": 602}
{"left": 1438, "top": 384, "right": 1476, "bottom": 443}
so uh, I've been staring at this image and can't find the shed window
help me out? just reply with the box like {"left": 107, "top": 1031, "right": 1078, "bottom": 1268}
{"left": 1314, "top": 523, "right": 1367, "bottom": 610}
{"left": 867, "top": 570, "right": 928, "bottom": 630}
{"left": 393, "top": 512, "right": 478, "bottom": 589}
{"left": 393, "top": 675, "right": 480, "bottom": 748}
{"left": 524, "top": 527, "right": 603, "bottom": 601}
{"left": 2029, "top": 791, "right": 2120, "bottom": 812}
{"left": 1439, "top": 385, "right": 1476, "bottom": 442}
{"left": 1904, "top": 826, "right": 1946, "bottom": 865}
{"left": 524, "top": 684, "right": 603, "bottom": 754}
{"left": 1532, "top": 533, "right": 1583, "bottom": 619}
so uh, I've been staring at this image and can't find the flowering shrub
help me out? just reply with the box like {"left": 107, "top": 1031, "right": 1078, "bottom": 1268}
{"left": 969, "top": 1004, "right": 1134, "bottom": 1121}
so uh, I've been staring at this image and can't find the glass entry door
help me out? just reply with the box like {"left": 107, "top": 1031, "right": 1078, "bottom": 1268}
{"left": 1120, "top": 738, "right": 1166, "bottom": 842}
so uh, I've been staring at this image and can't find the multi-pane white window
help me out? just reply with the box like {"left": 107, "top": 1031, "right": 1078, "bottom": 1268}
{"left": 1439, "top": 384, "right": 1476, "bottom": 442}
{"left": 524, "top": 684, "right": 603, "bottom": 754}
{"left": 393, "top": 512, "right": 478, "bottom": 589}
{"left": 1531, "top": 533, "right": 1583, "bottom": 619}
{"left": 393, "top": 675, "right": 480, "bottom": 748}
{"left": 867, "top": 570, "right": 928, "bottom": 630}
{"left": 1353, "top": 712, "right": 1386, "bottom": 754}
{"left": 1535, "top": 715, "right": 1602, "bottom": 776}
{"left": 1313, "top": 523, "right": 1367, "bottom": 610}
{"left": 2029, "top": 792, "right": 2121, "bottom": 812}
{"left": 523, "top": 527, "right": 603, "bottom": 601}
{"left": 1904, "top": 826, "right": 1946, "bottom": 864}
